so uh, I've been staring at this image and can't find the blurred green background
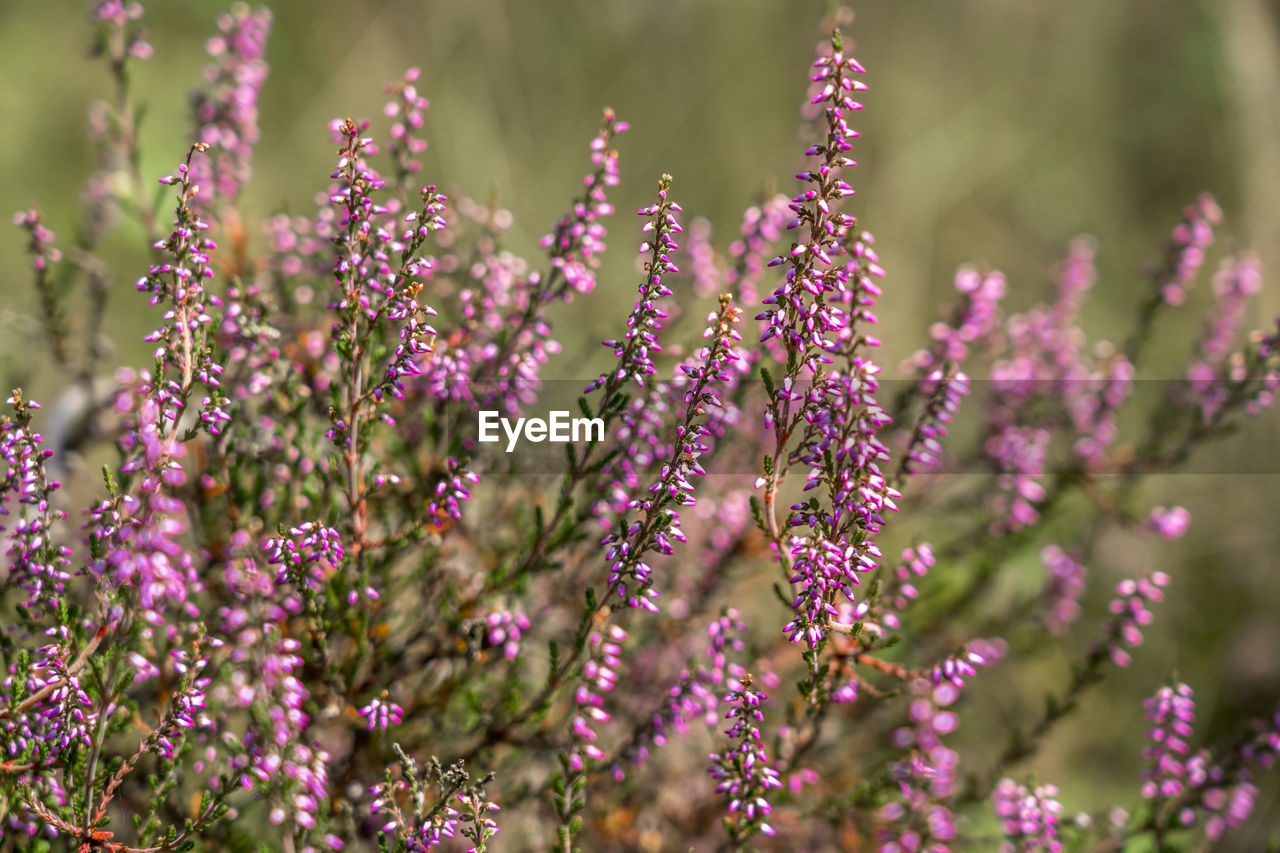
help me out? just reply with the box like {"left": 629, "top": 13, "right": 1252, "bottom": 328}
{"left": 2, "top": 0, "right": 1279, "bottom": 846}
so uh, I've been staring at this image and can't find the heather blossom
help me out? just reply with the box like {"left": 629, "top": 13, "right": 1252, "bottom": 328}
{"left": 429, "top": 111, "right": 628, "bottom": 418}
{"left": 595, "top": 190, "right": 743, "bottom": 613}
{"left": 551, "top": 621, "right": 625, "bottom": 850}
{"left": 992, "top": 778, "right": 1064, "bottom": 853}
{"left": 138, "top": 146, "right": 231, "bottom": 434}
{"left": 1187, "top": 252, "right": 1264, "bottom": 419}
{"left": 539, "top": 109, "right": 627, "bottom": 297}
{"left": 3, "top": 6, "right": 1280, "bottom": 852}
{"left": 189, "top": 4, "right": 272, "bottom": 212}
{"left": 12, "top": 211, "right": 68, "bottom": 365}
{"left": 1156, "top": 193, "right": 1222, "bottom": 307}
{"left": 384, "top": 67, "right": 431, "bottom": 190}
{"left": 904, "top": 267, "right": 1006, "bottom": 375}
{"left": 708, "top": 674, "right": 783, "bottom": 843}
{"left": 1099, "top": 571, "right": 1170, "bottom": 668}
{"left": 0, "top": 392, "right": 71, "bottom": 620}
{"left": 895, "top": 266, "right": 1005, "bottom": 482}
{"left": 263, "top": 521, "right": 345, "bottom": 595}
{"left": 878, "top": 679, "right": 962, "bottom": 853}
{"left": 1144, "top": 505, "right": 1191, "bottom": 540}
{"left": 758, "top": 32, "right": 900, "bottom": 656}
{"left": 1039, "top": 545, "right": 1087, "bottom": 635}
{"left": 92, "top": 0, "right": 152, "bottom": 60}
{"left": 1141, "top": 682, "right": 1196, "bottom": 801}
{"left": 726, "top": 193, "right": 791, "bottom": 312}
{"left": 608, "top": 609, "right": 748, "bottom": 780}
{"left": 927, "top": 639, "right": 1004, "bottom": 691}
{"left": 481, "top": 609, "right": 531, "bottom": 660}
{"left": 757, "top": 37, "right": 869, "bottom": 361}
{"left": 564, "top": 623, "right": 625, "bottom": 773}
{"left": 872, "top": 543, "right": 936, "bottom": 632}
{"left": 983, "top": 425, "right": 1050, "bottom": 533}
{"left": 585, "top": 174, "right": 682, "bottom": 395}
{"left": 360, "top": 692, "right": 404, "bottom": 731}
{"left": 897, "top": 366, "right": 970, "bottom": 480}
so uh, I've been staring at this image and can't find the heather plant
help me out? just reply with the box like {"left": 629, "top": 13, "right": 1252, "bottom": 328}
{"left": 3, "top": 4, "right": 1280, "bottom": 853}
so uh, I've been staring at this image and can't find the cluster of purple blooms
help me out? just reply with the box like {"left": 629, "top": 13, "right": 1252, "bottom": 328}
{"left": 707, "top": 675, "right": 784, "bottom": 841}
{"left": 879, "top": 679, "right": 962, "bottom": 852}
{"left": 1133, "top": 682, "right": 1279, "bottom": 842}
{"left": 1039, "top": 545, "right": 1087, "bottom": 635}
{"left": 1100, "top": 571, "right": 1170, "bottom": 669}
{"left": 992, "top": 779, "right": 1064, "bottom": 853}
{"left": 2, "top": 4, "right": 1279, "bottom": 852}
{"left": 189, "top": 4, "right": 272, "bottom": 211}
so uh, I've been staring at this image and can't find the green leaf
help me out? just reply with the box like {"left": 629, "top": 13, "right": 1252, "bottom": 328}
{"left": 760, "top": 366, "right": 775, "bottom": 399}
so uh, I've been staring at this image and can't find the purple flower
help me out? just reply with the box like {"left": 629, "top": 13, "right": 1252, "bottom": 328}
{"left": 1, "top": 393, "right": 72, "bottom": 619}
{"left": 927, "top": 638, "right": 1004, "bottom": 691}
{"left": 1069, "top": 355, "right": 1134, "bottom": 470}
{"left": 565, "top": 624, "right": 626, "bottom": 771}
{"left": 262, "top": 521, "right": 345, "bottom": 604}
{"left": 708, "top": 675, "right": 783, "bottom": 841}
{"left": 360, "top": 693, "right": 404, "bottom": 731}
{"left": 903, "top": 267, "right": 1006, "bottom": 375}
{"left": 457, "top": 789, "right": 501, "bottom": 852}
{"left": 863, "top": 543, "right": 936, "bottom": 633}
{"left": 453, "top": 112, "right": 627, "bottom": 418}
{"left": 1141, "top": 682, "right": 1196, "bottom": 800}
{"left": 539, "top": 108, "right": 627, "bottom": 296}
{"left": 426, "top": 458, "right": 478, "bottom": 526}
{"left": 981, "top": 235, "right": 1129, "bottom": 479}
{"left": 756, "top": 31, "right": 900, "bottom": 652}
{"left": 992, "top": 778, "right": 1064, "bottom": 853}
{"left": 1144, "top": 505, "right": 1190, "bottom": 540}
{"left": 900, "top": 367, "right": 970, "bottom": 478}
{"left": 1158, "top": 193, "right": 1222, "bottom": 306}
{"left": 384, "top": 67, "right": 430, "bottom": 189}
{"left": 92, "top": 0, "right": 152, "bottom": 59}
{"left": 1040, "top": 546, "right": 1087, "bottom": 634}
{"left": 727, "top": 194, "right": 791, "bottom": 324}
{"left": 610, "top": 609, "right": 748, "bottom": 780}
{"left": 984, "top": 426, "right": 1049, "bottom": 533}
{"left": 6, "top": 627, "right": 97, "bottom": 759}
{"left": 585, "top": 174, "right": 682, "bottom": 395}
{"left": 1186, "top": 253, "right": 1264, "bottom": 420}
{"left": 683, "top": 216, "right": 723, "bottom": 298}
{"left": 757, "top": 35, "right": 869, "bottom": 362}
{"left": 189, "top": 5, "right": 272, "bottom": 212}
{"left": 482, "top": 610, "right": 530, "bottom": 660}
{"left": 598, "top": 290, "right": 743, "bottom": 613}
{"left": 87, "top": 389, "right": 206, "bottom": 625}
{"left": 1100, "top": 572, "right": 1170, "bottom": 667}
{"left": 11, "top": 210, "right": 66, "bottom": 362}
{"left": 879, "top": 679, "right": 961, "bottom": 852}
{"left": 137, "top": 146, "right": 229, "bottom": 432}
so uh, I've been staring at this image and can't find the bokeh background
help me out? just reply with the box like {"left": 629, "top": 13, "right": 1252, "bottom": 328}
{"left": 2, "top": 0, "right": 1279, "bottom": 847}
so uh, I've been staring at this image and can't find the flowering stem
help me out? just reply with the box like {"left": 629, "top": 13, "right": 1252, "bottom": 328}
{"left": 470, "top": 108, "right": 625, "bottom": 400}
{"left": 0, "top": 624, "right": 107, "bottom": 723}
